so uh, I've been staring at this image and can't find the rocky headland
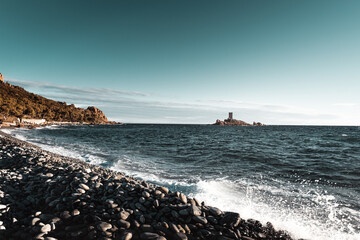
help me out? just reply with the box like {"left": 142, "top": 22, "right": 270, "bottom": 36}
{"left": 0, "top": 73, "right": 118, "bottom": 127}
{"left": 0, "top": 131, "right": 293, "bottom": 240}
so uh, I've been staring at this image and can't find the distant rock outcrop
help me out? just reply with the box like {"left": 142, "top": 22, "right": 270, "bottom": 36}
{"left": 213, "top": 113, "right": 264, "bottom": 126}
{"left": 214, "top": 118, "right": 251, "bottom": 126}
{"left": 0, "top": 73, "right": 111, "bottom": 124}
{"left": 252, "top": 121, "right": 264, "bottom": 126}
{"left": 0, "top": 73, "right": 4, "bottom": 83}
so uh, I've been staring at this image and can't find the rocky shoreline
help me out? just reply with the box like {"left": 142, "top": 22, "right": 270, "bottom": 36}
{"left": 0, "top": 120, "right": 123, "bottom": 130}
{"left": 0, "top": 131, "right": 294, "bottom": 240}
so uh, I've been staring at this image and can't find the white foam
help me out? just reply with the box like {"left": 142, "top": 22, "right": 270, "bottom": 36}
{"left": 0, "top": 129, "right": 14, "bottom": 135}
{"left": 36, "top": 142, "right": 83, "bottom": 159}
{"left": 14, "top": 134, "right": 28, "bottom": 141}
{"left": 83, "top": 153, "right": 105, "bottom": 165}
{"left": 111, "top": 157, "right": 193, "bottom": 187}
{"left": 111, "top": 156, "right": 360, "bottom": 240}
{"left": 1, "top": 128, "right": 107, "bottom": 166}
{"left": 44, "top": 125, "right": 62, "bottom": 129}
{"left": 189, "top": 179, "right": 359, "bottom": 240}
{"left": 0, "top": 129, "right": 29, "bottom": 141}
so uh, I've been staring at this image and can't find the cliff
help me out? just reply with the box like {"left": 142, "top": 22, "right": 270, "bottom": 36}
{"left": 0, "top": 79, "right": 109, "bottom": 124}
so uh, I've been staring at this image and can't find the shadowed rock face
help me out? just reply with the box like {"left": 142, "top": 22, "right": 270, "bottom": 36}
{"left": 0, "top": 132, "right": 293, "bottom": 240}
{"left": 87, "top": 106, "right": 108, "bottom": 123}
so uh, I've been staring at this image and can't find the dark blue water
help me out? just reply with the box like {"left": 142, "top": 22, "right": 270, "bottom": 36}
{"left": 4, "top": 125, "right": 360, "bottom": 239}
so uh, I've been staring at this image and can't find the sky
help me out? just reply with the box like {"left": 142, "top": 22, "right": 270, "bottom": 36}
{"left": 1, "top": 0, "right": 360, "bottom": 125}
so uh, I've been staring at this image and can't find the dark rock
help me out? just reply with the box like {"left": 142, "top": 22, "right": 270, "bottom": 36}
{"left": 217, "top": 236, "right": 234, "bottom": 240}
{"left": 223, "top": 228, "right": 239, "bottom": 239}
{"left": 220, "top": 212, "right": 241, "bottom": 228}
{"left": 258, "top": 233, "right": 266, "bottom": 238}
{"left": 171, "top": 210, "right": 180, "bottom": 218}
{"left": 173, "top": 232, "right": 188, "bottom": 240}
{"left": 242, "top": 237, "right": 255, "bottom": 240}
{"left": 119, "top": 210, "right": 130, "bottom": 220}
{"left": 135, "top": 203, "right": 147, "bottom": 212}
{"left": 207, "top": 215, "right": 218, "bottom": 224}
{"left": 192, "top": 216, "right": 208, "bottom": 225}
{"left": 140, "top": 232, "right": 161, "bottom": 240}
{"left": 140, "top": 224, "right": 153, "bottom": 232}
{"left": 60, "top": 211, "right": 71, "bottom": 220}
{"left": 70, "top": 229, "right": 86, "bottom": 237}
{"left": 189, "top": 205, "right": 201, "bottom": 216}
{"left": 199, "top": 229, "right": 212, "bottom": 237}
{"left": 139, "top": 215, "right": 146, "bottom": 224}
{"left": 169, "top": 223, "right": 179, "bottom": 233}
{"left": 121, "top": 232, "right": 133, "bottom": 240}
{"left": 209, "top": 207, "right": 223, "bottom": 217}
{"left": 179, "top": 209, "right": 189, "bottom": 216}
{"left": 142, "top": 191, "right": 150, "bottom": 198}
{"left": 118, "top": 220, "right": 131, "bottom": 229}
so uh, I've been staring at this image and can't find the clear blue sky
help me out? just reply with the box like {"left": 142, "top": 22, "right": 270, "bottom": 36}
{"left": 1, "top": 0, "right": 360, "bottom": 124}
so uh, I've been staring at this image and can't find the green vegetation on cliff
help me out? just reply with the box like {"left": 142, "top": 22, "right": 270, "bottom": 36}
{"left": 0, "top": 81, "right": 108, "bottom": 123}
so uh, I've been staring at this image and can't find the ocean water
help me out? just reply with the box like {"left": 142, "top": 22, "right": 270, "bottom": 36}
{"left": 3, "top": 124, "right": 360, "bottom": 240}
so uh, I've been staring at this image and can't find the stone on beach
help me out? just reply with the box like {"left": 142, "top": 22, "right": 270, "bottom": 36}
{"left": 220, "top": 212, "right": 242, "bottom": 228}
{"left": 192, "top": 215, "right": 208, "bottom": 225}
{"left": 40, "top": 224, "right": 52, "bottom": 233}
{"left": 79, "top": 183, "right": 89, "bottom": 191}
{"left": 98, "top": 221, "right": 112, "bottom": 232}
{"left": 189, "top": 205, "right": 202, "bottom": 216}
{"left": 179, "top": 193, "right": 187, "bottom": 204}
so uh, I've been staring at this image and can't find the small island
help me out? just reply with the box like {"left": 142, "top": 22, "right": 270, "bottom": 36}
{"left": 213, "top": 112, "right": 264, "bottom": 126}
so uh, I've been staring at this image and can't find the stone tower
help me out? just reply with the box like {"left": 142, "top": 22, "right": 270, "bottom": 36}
{"left": 228, "top": 112, "right": 233, "bottom": 120}
{"left": 0, "top": 73, "right": 3, "bottom": 83}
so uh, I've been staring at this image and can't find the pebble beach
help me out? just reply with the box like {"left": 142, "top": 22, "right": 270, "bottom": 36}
{"left": 0, "top": 131, "right": 293, "bottom": 240}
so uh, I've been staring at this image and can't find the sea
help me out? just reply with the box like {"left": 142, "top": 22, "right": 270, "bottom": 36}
{"left": 2, "top": 124, "right": 360, "bottom": 240}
